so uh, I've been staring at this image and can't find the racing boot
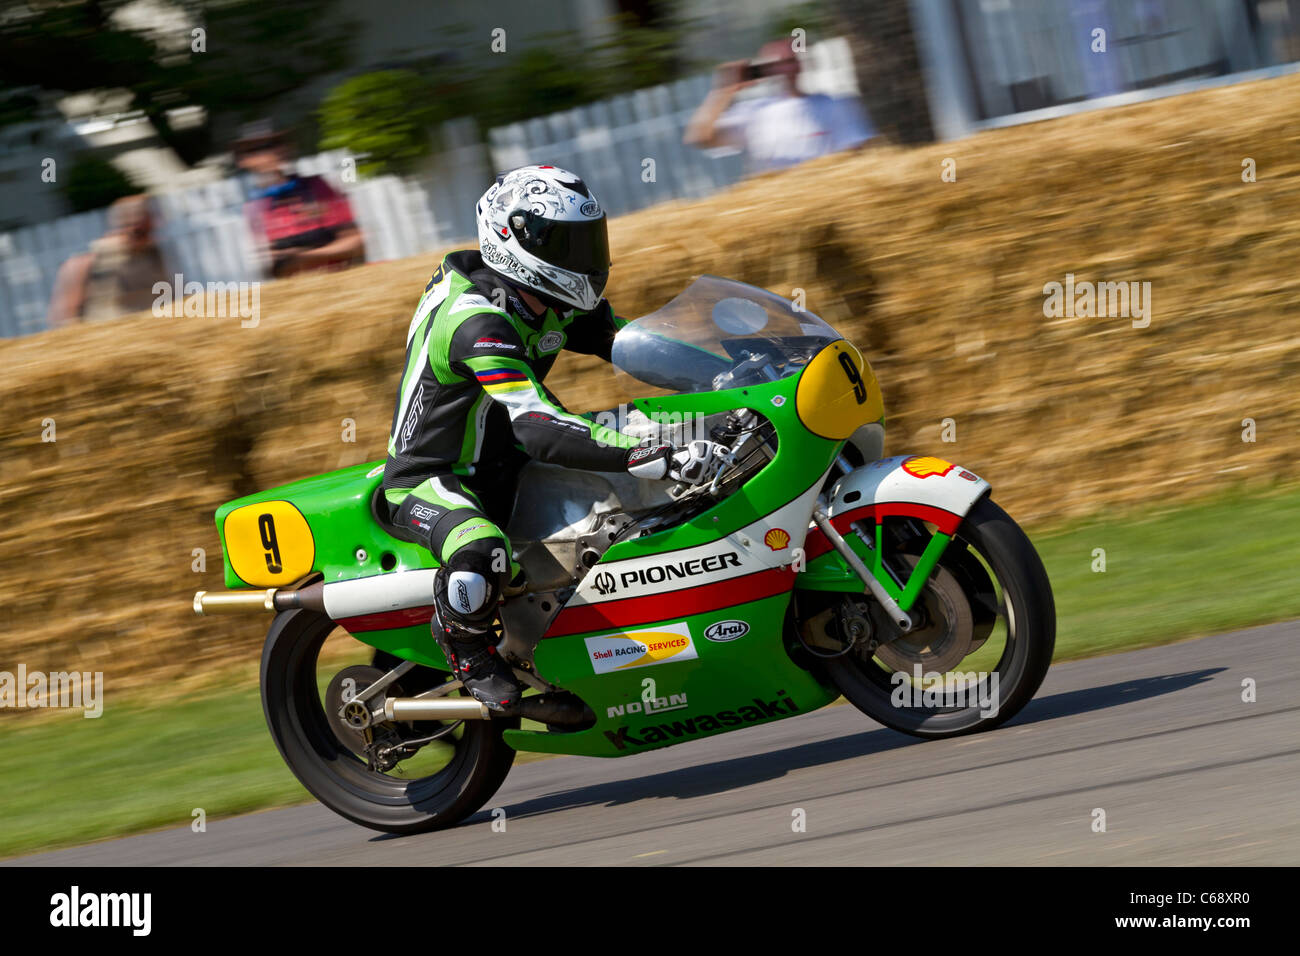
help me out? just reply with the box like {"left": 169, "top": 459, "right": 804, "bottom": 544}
{"left": 431, "top": 562, "right": 521, "bottom": 712}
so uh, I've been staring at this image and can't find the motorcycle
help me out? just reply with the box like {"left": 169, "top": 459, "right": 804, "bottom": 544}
{"left": 193, "top": 275, "right": 1055, "bottom": 835}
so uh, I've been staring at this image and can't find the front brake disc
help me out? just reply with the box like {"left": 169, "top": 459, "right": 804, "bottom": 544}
{"left": 873, "top": 559, "right": 978, "bottom": 674}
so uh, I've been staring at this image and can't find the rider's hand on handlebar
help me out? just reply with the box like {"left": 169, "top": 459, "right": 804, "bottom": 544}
{"left": 626, "top": 440, "right": 731, "bottom": 486}
{"left": 672, "top": 439, "right": 732, "bottom": 486}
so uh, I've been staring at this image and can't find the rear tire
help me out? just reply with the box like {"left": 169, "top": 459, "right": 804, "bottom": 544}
{"left": 261, "top": 609, "right": 516, "bottom": 835}
{"left": 820, "top": 496, "right": 1055, "bottom": 738}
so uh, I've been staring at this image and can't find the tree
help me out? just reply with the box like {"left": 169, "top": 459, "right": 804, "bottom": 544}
{"left": 0, "top": 0, "right": 356, "bottom": 165}
{"left": 176, "top": 1, "right": 356, "bottom": 123}
{"left": 317, "top": 71, "right": 443, "bottom": 177}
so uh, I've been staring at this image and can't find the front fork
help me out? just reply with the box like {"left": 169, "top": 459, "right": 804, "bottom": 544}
{"left": 805, "top": 502, "right": 955, "bottom": 631}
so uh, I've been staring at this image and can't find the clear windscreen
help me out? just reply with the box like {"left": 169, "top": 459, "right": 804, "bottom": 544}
{"left": 611, "top": 276, "right": 841, "bottom": 394}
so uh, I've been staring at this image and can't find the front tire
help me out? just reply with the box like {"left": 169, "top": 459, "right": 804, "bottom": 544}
{"left": 261, "top": 609, "right": 516, "bottom": 835}
{"left": 820, "top": 496, "right": 1055, "bottom": 738}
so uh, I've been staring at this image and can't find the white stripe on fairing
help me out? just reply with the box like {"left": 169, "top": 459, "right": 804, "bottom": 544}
{"left": 322, "top": 569, "right": 439, "bottom": 619}
{"left": 431, "top": 477, "right": 477, "bottom": 511}
{"left": 570, "top": 548, "right": 758, "bottom": 607}
{"left": 569, "top": 474, "right": 827, "bottom": 607}
{"left": 828, "top": 455, "right": 991, "bottom": 518}
{"left": 742, "top": 471, "right": 826, "bottom": 559}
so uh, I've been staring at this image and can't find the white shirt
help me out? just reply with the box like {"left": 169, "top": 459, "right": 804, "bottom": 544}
{"left": 711, "top": 93, "right": 875, "bottom": 173}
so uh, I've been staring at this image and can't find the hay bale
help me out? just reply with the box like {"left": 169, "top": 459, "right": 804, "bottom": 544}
{"left": 3, "top": 72, "right": 1298, "bottom": 690}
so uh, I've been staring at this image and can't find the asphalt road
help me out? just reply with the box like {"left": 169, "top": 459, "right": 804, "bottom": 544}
{"left": 11, "top": 621, "right": 1298, "bottom": 866}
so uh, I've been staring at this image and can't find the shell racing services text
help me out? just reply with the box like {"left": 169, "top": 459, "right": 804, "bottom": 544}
{"left": 584, "top": 623, "right": 700, "bottom": 674}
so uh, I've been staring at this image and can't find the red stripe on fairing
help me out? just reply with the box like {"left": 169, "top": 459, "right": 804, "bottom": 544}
{"left": 337, "top": 562, "right": 803, "bottom": 636}
{"left": 545, "top": 566, "right": 795, "bottom": 638}
{"left": 803, "top": 503, "right": 964, "bottom": 561}
{"left": 339, "top": 605, "right": 436, "bottom": 632}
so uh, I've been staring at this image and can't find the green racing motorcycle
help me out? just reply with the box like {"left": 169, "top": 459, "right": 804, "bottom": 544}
{"left": 193, "top": 275, "right": 1055, "bottom": 835}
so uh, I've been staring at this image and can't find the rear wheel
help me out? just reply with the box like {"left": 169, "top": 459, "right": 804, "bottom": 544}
{"left": 813, "top": 496, "right": 1055, "bottom": 738}
{"left": 261, "top": 609, "right": 516, "bottom": 834}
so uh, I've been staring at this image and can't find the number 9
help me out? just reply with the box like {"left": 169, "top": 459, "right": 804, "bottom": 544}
{"left": 838, "top": 351, "right": 867, "bottom": 404}
{"left": 259, "top": 513, "right": 283, "bottom": 574}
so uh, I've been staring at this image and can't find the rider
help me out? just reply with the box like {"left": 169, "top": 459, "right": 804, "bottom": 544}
{"left": 381, "top": 165, "right": 729, "bottom": 711}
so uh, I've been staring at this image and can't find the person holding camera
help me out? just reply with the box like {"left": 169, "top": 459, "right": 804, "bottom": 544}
{"left": 684, "top": 39, "right": 874, "bottom": 174}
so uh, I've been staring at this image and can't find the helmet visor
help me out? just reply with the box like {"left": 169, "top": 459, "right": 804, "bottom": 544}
{"left": 510, "top": 210, "right": 611, "bottom": 279}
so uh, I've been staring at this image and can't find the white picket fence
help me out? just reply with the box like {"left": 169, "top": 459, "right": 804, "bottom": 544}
{"left": 0, "top": 153, "right": 465, "bottom": 338}
{"left": 0, "top": 208, "right": 110, "bottom": 337}
{"left": 0, "top": 38, "right": 859, "bottom": 338}
{"left": 488, "top": 74, "right": 742, "bottom": 217}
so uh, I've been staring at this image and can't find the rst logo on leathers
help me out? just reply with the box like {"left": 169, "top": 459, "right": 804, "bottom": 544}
{"left": 398, "top": 384, "right": 425, "bottom": 453}
{"left": 585, "top": 623, "right": 698, "bottom": 674}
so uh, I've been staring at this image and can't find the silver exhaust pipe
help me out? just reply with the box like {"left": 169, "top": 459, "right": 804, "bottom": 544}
{"left": 381, "top": 693, "right": 596, "bottom": 727}
{"left": 383, "top": 697, "right": 490, "bottom": 721}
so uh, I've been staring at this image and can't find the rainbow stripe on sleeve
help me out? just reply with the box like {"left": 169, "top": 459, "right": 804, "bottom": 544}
{"left": 474, "top": 367, "right": 531, "bottom": 393}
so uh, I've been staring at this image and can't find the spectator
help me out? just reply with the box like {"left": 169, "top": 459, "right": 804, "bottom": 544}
{"left": 45, "top": 194, "right": 171, "bottom": 328}
{"left": 684, "top": 39, "right": 875, "bottom": 174}
{"left": 234, "top": 122, "right": 365, "bottom": 278}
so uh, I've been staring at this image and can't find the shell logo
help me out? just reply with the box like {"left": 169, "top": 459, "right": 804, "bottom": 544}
{"left": 763, "top": 528, "right": 791, "bottom": 551}
{"left": 902, "top": 456, "right": 956, "bottom": 479}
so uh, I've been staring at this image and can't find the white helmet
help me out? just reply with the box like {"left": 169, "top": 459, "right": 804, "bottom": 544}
{"left": 476, "top": 165, "right": 610, "bottom": 312}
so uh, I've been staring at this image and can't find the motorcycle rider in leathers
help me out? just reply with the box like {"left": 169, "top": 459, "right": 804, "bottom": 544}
{"left": 381, "top": 165, "right": 730, "bottom": 710}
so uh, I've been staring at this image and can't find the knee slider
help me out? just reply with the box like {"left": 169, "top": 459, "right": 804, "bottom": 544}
{"left": 447, "top": 570, "right": 490, "bottom": 617}
{"left": 436, "top": 547, "right": 501, "bottom": 625}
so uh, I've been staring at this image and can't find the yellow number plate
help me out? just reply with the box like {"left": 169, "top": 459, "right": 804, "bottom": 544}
{"left": 795, "top": 340, "right": 884, "bottom": 440}
{"left": 223, "top": 501, "right": 315, "bottom": 587}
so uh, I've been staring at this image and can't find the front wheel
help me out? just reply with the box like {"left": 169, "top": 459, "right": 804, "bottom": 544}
{"left": 260, "top": 609, "right": 516, "bottom": 835}
{"left": 813, "top": 496, "right": 1055, "bottom": 739}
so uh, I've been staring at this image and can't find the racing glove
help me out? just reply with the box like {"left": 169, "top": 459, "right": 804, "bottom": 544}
{"left": 626, "top": 440, "right": 730, "bottom": 486}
